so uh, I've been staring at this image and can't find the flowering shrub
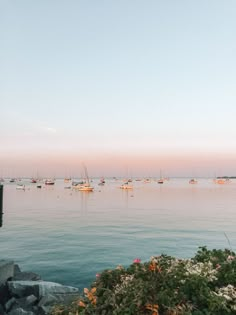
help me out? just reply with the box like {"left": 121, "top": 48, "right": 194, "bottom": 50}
{"left": 51, "top": 247, "right": 236, "bottom": 315}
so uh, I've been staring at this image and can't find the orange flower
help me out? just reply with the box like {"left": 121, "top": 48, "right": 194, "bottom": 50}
{"left": 145, "top": 303, "right": 159, "bottom": 313}
{"left": 78, "top": 300, "right": 86, "bottom": 307}
{"left": 149, "top": 262, "right": 156, "bottom": 271}
{"left": 84, "top": 287, "right": 97, "bottom": 305}
{"left": 149, "top": 262, "right": 161, "bottom": 272}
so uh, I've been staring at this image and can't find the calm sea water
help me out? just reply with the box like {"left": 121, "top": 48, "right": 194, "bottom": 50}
{"left": 1, "top": 178, "right": 236, "bottom": 290}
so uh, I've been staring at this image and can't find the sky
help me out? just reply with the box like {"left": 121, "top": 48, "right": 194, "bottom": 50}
{"left": 1, "top": 0, "right": 236, "bottom": 178}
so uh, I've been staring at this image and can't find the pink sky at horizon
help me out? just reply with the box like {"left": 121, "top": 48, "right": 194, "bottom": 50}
{"left": 1, "top": 151, "right": 236, "bottom": 178}
{"left": 2, "top": 2, "right": 236, "bottom": 179}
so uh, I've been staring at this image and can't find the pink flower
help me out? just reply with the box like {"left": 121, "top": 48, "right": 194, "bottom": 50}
{"left": 227, "top": 255, "right": 234, "bottom": 261}
{"left": 133, "top": 258, "right": 141, "bottom": 264}
{"left": 96, "top": 273, "right": 101, "bottom": 278}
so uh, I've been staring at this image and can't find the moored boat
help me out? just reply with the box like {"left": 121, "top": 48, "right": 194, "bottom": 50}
{"left": 98, "top": 177, "right": 105, "bottom": 186}
{"left": 77, "top": 184, "right": 94, "bottom": 191}
{"left": 214, "top": 178, "right": 226, "bottom": 184}
{"left": 189, "top": 178, "right": 198, "bottom": 184}
{"left": 120, "top": 182, "right": 133, "bottom": 190}
{"left": 16, "top": 184, "right": 25, "bottom": 190}
{"left": 76, "top": 165, "right": 94, "bottom": 192}
{"left": 45, "top": 179, "right": 55, "bottom": 185}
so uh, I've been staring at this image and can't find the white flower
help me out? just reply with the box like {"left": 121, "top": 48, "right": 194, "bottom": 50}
{"left": 184, "top": 260, "right": 218, "bottom": 281}
{"left": 214, "top": 285, "right": 236, "bottom": 309}
{"left": 114, "top": 274, "right": 134, "bottom": 294}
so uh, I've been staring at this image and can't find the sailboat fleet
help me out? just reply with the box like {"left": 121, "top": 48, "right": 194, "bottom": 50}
{"left": 1, "top": 168, "right": 234, "bottom": 192}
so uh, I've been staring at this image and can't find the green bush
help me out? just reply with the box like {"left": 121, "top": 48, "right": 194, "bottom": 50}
{"left": 51, "top": 247, "right": 236, "bottom": 315}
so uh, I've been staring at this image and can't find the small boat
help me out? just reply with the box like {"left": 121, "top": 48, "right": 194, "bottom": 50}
{"left": 157, "top": 170, "right": 164, "bottom": 184}
{"left": 36, "top": 185, "right": 42, "bottom": 189}
{"left": 45, "top": 179, "right": 55, "bottom": 185}
{"left": 72, "top": 180, "right": 84, "bottom": 186}
{"left": 214, "top": 178, "right": 226, "bottom": 184}
{"left": 9, "top": 178, "right": 16, "bottom": 183}
{"left": 31, "top": 178, "right": 37, "bottom": 183}
{"left": 76, "top": 165, "right": 94, "bottom": 192}
{"left": 77, "top": 184, "right": 94, "bottom": 191}
{"left": 98, "top": 177, "right": 105, "bottom": 186}
{"left": 16, "top": 184, "right": 25, "bottom": 190}
{"left": 189, "top": 178, "right": 198, "bottom": 184}
{"left": 64, "top": 177, "right": 71, "bottom": 183}
{"left": 120, "top": 182, "right": 133, "bottom": 190}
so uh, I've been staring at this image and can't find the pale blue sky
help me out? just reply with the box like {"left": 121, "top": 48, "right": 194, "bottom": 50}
{"left": 1, "top": 1, "right": 236, "bottom": 176}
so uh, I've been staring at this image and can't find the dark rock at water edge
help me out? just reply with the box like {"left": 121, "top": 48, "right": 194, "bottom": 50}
{"left": 0, "top": 260, "right": 80, "bottom": 315}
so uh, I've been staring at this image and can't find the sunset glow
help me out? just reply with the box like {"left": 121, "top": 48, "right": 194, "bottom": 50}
{"left": 1, "top": 1, "right": 236, "bottom": 178}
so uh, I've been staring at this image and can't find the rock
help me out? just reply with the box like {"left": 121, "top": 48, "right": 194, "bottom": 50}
{"left": 37, "top": 294, "right": 59, "bottom": 314}
{"left": 5, "top": 297, "right": 16, "bottom": 312}
{"left": 14, "top": 265, "right": 21, "bottom": 276}
{"left": 8, "top": 308, "right": 35, "bottom": 315}
{"left": 7, "top": 281, "right": 39, "bottom": 298}
{"left": 12, "top": 295, "right": 38, "bottom": 310}
{"left": 0, "top": 260, "right": 14, "bottom": 285}
{"left": 0, "top": 283, "right": 11, "bottom": 305}
{"left": 37, "top": 282, "right": 79, "bottom": 297}
{"left": 38, "top": 291, "right": 79, "bottom": 306}
{"left": 7, "top": 281, "right": 79, "bottom": 299}
{"left": 23, "top": 295, "right": 38, "bottom": 307}
{"left": 38, "top": 293, "right": 79, "bottom": 315}
{"left": 12, "top": 272, "right": 41, "bottom": 281}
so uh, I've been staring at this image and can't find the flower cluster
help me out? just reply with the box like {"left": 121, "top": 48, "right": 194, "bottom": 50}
{"left": 214, "top": 284, "right": 236, "bottom": 311}
{"left": 51, "top": 247, "right": 236, "bottom": 315}
{"left": 184, "top": 260, "right": 218, "bottom": 281}
{"left": 114, "top": 274, "right": 134, "bottom": 294}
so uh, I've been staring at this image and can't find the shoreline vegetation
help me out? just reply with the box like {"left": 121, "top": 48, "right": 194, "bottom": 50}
{"left": 50, "top": 246, "right": 236, "bottom": 315}
{"left": 1, "top": 247, "right": 236, "bottom": 314}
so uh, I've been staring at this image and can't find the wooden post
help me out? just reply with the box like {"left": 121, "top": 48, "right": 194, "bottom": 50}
{"left": 0, "top": 185, "right": 3, "bottom": 227}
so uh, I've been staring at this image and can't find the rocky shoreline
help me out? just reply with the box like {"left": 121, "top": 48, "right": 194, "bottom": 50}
{"left": 0, "top": 260, "right": 79, "bottom": 315}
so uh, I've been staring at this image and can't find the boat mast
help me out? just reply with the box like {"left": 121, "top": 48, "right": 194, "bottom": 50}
{"left": 83, "top": 164, "right": 90, "bottom": 185}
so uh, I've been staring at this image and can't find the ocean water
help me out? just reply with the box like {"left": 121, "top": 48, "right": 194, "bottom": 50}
{"left": 1, "top": 178, "right": 236, "bottom": 290}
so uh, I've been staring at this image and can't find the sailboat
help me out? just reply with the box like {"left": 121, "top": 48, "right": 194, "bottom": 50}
{"left": 76, "top": 165, "right": 94, "bottom": 192}
{"left": 119, "top": 181, "right": 133, "bottom": 190}
{"left": 157, "top": 170, "right": 164, "bottom": 184}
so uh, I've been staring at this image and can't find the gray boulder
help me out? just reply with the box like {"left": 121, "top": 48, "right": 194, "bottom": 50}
{"left": 7, "top": 281, "right": 39, "bottom": 298}
{"left": 11, "top": 295, "right": 38, "bottom": 311}
{"left": 12, "top": 272, "right": 41, "bottom": 281}
{"left": 0, "top": 283, "right": 11, "bottom": 305}
{"left": 0, "top": 260, "right": 14, "bottom": 285}
{"left": 13, "top": 265, "right": 21, "bottom": 276}
{"left": 8, "top": 308, "right": 35, "bottom": 315}
{"left": 38, "top": 292, "right": 79, "bottom": 314}
{"left": 7, "top": 281, "right": 79, "bottom": 299}
{"left": 5, "top": 297, "right": 16, "bottom": 312}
